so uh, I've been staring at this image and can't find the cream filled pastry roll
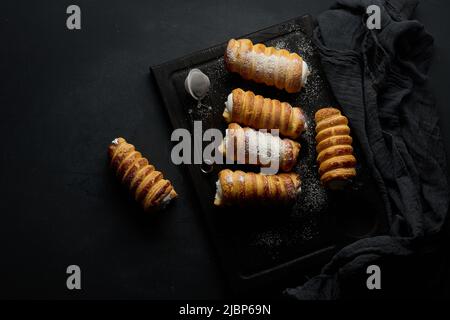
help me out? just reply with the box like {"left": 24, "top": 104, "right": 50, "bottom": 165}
{"left": 224, "top": 39, "right": 310, "bottom": 93}
{"left": 218, "top": 123, "right": 300, "bottom": 173}
{"left": 214, "top": 169, "right": 301, "bottom": 206}
{"left": 223, "top": 88, "right": 307, "bottom": 139}
{"left": 315, "top": 108, "right": 357, "bottom": 189}
{"left": 108, "top": 137, "right": 177, "bottom": 211}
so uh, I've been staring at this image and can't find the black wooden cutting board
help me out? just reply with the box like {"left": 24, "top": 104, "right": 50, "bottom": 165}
{"left": 151, "top": 14, "right": 386, "bottom": 297}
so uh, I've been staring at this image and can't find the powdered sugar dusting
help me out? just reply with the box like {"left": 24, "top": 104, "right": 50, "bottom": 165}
{"left": 274, "top": 40, "right": 287, "bottom": 49}
{"left": 173, "top": 24, "right": 338, "bottom": 271}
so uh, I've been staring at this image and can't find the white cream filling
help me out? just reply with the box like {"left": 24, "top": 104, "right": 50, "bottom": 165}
{"left": 224, "top": 92, "right": 233, "bottom": 115}
{"left": 160, "top": 193, "right": 174, "bottom": 209}
{"left": 214, "top": 180, "right": 223, "bottom": 203}
{"left": 301, "top": 61, "right": 310, "bottom": 87}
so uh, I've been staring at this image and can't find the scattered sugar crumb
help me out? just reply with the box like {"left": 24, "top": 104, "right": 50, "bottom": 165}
{"left": 179, "top": 27, "right": 336, "bottom": 267}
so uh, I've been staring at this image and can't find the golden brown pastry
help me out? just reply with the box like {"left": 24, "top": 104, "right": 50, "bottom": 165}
{"left": 223, "top": 88, "right": 307, "bottom": 139}
{"left": 219, "top": 123, "right": 301, "bottom": 172}
{"left": 224, "top": 39, "right": 310, "bottom": 93}
{"left": 315, "top": 108, "right": 356, "bottom": 189}
{"left": 214, "top": 169, "right": 301, "bottom": 206}
{"left": 108, "top": 137, "right": 177, "bottom": 211}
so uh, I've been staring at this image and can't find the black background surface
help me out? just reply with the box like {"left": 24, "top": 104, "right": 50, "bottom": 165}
{"left": 1, "top": 0, "right": 449, "bottom": 299}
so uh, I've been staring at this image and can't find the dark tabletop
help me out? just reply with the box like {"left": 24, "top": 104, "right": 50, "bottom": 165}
{"left": 1, "top": 0, "right": 449, "bottom": 299}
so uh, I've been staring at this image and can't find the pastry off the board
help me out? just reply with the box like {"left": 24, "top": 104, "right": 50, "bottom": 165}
{"left": 224, "top": 39, "right": 310, "bottom": 93}
{"left": 108, "top": 137, "right": 177, "bottom": 211}
{"left": 223, "top": 88, "right": 307, "bottom": 139}
{"left": 315, "top": 108, "right": 356, "bottom": 189}
{"left": 219, "top": 123, "right": 301, "bottom": 172}
{"left": 214, "top": 169, "right": 301, "bottom": 206}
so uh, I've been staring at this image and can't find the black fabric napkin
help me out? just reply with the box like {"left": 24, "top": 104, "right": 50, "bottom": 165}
{"left": 286, "top": 0, "right": 449, "bottom": 299}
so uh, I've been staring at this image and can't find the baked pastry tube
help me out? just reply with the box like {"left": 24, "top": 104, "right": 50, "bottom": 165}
{"left": 219, "top": 123, "right": 301, "bottom": 173}
{"left": 214, "top": 169, "right": 301, "bottom": 206}
{"left": 224, "top": 39, "right": 310, "bottom": 93}
{"left": 223, "top": 88, "right": 307, "bottom": 139}
{"left": 315, "top": 108, "right": 357, "bottom": 189}
{"left": 108, "top": 137, "right": 177, "bottom": 211}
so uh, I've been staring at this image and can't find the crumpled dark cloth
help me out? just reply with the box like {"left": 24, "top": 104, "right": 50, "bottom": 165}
{"left": 286, "top": 0, "right": 449, "bottom": 299}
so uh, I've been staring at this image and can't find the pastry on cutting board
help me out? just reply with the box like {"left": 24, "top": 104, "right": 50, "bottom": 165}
{"left": 108, "top": 137, "right": 177, "bottom": 211}
{"left": 315, "top": 108, "right": 356, "bottom": 189}
{"left": 214, "top": 169, "right": 301, "bottom": 206}
{"left": 223, "top": 88, "right": 307, "bottom": 139}
{"left": 224, "top": 39, "right": 310, "bottom": 93}
{"left": 219, "top": 123, "right": 301, "bottom": 172}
